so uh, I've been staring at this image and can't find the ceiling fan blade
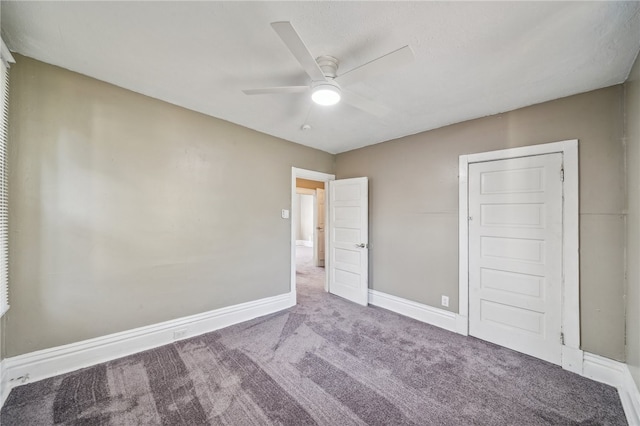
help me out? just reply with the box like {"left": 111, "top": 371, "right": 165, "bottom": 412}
{"left": 271, "top": 22, "right": 327, "bottom": 83}
{"left": 334, "top": 45, "right": 414, "bottom": 87}
{"left": 341, "top": 90, "right": 391, "bottom": 117}
{"left": 242, "top": 86, "right": 309, "bottom": 95}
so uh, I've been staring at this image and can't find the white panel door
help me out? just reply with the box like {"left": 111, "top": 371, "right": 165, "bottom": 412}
{"left": 328, "top": 178, "right": 368, "bottom": 306}
{"left": 469, "top": 154, "right": 563, "bottom": 364}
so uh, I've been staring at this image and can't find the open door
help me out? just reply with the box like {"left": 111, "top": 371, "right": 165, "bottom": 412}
{"left": 315, "top": 188, "right": 326, "bottom": 267}
{"left": 328, "top": 177, "right": 368, "bottom": 306}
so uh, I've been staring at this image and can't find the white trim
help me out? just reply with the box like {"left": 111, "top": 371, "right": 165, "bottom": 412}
{"left": 458, "top": 140, "right": 580, "bottom": 364}
{"left": 583, "top": 353, "right": 640, "bottom": 425}
{"left": 0, "top": 39, "right": 15, "bottom": 67}
{"left": 455, "top": 314, "right": 469, "bottom": 335}
{"left": 368, "top": 289, "right": 458, "bottom": 333}
{"left": 296, "top": 240, "right": 313, "bottom": 247}
{"left": 0, "top": 291, "right": 293, "bottom": 407}
{"left": 561, "top": 345, "right": 584, "bottom": 375}
{"left": 620, "top": 366, "right": 640, "bottom": 425}
{"left": 561, "top": 141, "right": 580, "bottom": 349}
{"left": 0, "top": 360, "right": 6, "bottom": 407}
{"left": 458, "top": 157, "right": 469, "bottom": 321}
{"left": 291, "top": 168, "right": 335, "bottom": 301}
{"left": 583, "top": 353, "right": 627, "bottom": 387}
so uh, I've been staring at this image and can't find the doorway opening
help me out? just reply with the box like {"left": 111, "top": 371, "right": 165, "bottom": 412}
{"left": 291, "top": 168, "right": 335, "bottom": 305}
{"left": 295, "top": 181, "right": 325, "bottom": 296}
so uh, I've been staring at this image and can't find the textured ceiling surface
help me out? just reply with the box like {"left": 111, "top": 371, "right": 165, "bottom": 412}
{"left": 2, "top": 2, "right": 640, "bottom": 154}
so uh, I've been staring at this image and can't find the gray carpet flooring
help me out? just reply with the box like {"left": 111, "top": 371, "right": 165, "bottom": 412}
{"left": 1, "top": 246, "right": 627, "bottom": 425}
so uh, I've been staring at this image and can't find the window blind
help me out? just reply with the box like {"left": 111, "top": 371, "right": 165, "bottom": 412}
{"left": 0, "top": 40, "right": 13, "bottom": 317}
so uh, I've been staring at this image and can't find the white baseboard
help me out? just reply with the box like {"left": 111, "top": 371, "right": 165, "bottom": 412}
{"left": 562, "top": 345, "right": 584, "bottom": 375}
{"left": 0, "top": 291, "right": 294, "bottom": 407}
{"left": 296, "top": 240, "right": 313, "bottom": 247}
{"left": 368, "top": 289, "right": 458, "bottom": 333}
{"left": 583, "top": 352, "right": 640, "bottom": 425}
{"left": 455, "top": 314, "right": 469, "bottom": 336}
{"left": 621, "top": 366, "right": 640, "bottom": 425}
{"left": 583, "top": 353, "right": 627, "bottom": 387}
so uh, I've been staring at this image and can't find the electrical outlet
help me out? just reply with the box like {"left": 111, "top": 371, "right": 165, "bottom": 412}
{"left": 441, "top": 295, "right": 449, "bottom": 307}
{"left": 173, "top": 329, "right": 187, "bottom": 340}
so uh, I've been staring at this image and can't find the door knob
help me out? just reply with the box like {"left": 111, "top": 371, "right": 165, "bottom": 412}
{"left": 355, "top": 243, "right": 367, "bottom": 248}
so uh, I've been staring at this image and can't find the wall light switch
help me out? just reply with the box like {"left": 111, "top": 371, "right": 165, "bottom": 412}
{"left": 281, "top": 209, "right": 290, "bottom": 219}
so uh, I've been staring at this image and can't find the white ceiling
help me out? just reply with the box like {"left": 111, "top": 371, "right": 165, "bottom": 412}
{"left": 2, "top": 2, "right": 640, "bottom": 154}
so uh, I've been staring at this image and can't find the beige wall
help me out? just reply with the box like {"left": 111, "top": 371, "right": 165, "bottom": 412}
{"left": 6, "top": 56, "right": 334, "bottom": 357}
{"left": 625, "top": 52, "right": 640, "bottom": 388}
{"left": 336, "top": 86, "right": 626, "bottom": 361}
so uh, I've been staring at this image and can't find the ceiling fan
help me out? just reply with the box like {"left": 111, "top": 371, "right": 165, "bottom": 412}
{"left": 242, "top": 22, "right": 414, "bottom": 117}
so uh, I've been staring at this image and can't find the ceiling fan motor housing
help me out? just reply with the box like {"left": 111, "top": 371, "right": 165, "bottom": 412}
{"left": 316, "top": 55, "right": 339, "bottom": 79}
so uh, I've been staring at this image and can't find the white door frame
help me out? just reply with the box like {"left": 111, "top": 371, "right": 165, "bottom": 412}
{"left": 458, "top": 139, "right": 582, "bottom": 373}
{"left": 291, "top": 168, "right": 335, "bottom": 305}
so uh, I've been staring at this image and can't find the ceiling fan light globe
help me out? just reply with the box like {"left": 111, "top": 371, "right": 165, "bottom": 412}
{"left": 311, "top": 84, "right": 341, "bottom": 106}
